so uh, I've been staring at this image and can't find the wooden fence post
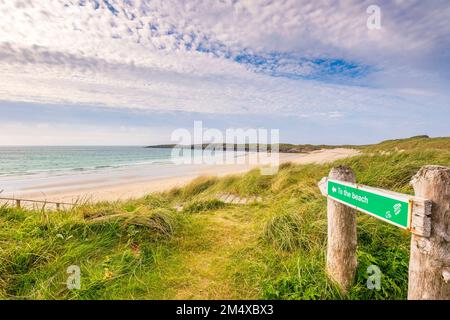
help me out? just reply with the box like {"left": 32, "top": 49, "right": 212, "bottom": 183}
{"left": 408, "top": 165, "right": 450, "bottom": 299}
{"left": 326, "top": 166, "right": 357, "bottom": 292}
{"left": 16, "top": 199, "right": 21, "bottom": 209}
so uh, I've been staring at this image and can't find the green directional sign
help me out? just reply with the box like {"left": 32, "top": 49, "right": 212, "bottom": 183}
{"left": 327, "top": 179, "right": 411, "bottom": 229}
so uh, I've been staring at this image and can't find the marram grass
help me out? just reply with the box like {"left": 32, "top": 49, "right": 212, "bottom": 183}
{"left": 0, "top": 136, "right": 449, "bottom": 299}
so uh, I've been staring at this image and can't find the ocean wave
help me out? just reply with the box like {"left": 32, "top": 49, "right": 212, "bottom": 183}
{"left": 94, "top": 165, "right": 113, "bottom": 169}
{"left": 0, "top": 147, "right": 180, "bottom": 178}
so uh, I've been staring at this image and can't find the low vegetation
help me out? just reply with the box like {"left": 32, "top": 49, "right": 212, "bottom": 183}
{"left": 1, "top": 136, "right": 449, "bottom": 299}
{"left": 146, "top": 142, "right": 350, "bottom": 153}
{"left": 183, "top": 199, "right": 227, "bottom": 214}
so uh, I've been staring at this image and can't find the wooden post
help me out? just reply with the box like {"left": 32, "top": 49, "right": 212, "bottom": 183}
{"left": 408, "top": 165, "right": 450, "bottom": 299}
{"left": 16, "top": 199, "right": 21, "bottom": 209}
{"left": 326, "top": 166, "right": 357, "bottom": 292}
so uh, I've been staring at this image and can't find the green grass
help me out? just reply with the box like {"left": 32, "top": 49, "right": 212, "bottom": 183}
{"left": 183, "top": 199, "right": 227, "bottom": 214}
{"left": 0, "top": 136, "right": 449, "bottom": 299}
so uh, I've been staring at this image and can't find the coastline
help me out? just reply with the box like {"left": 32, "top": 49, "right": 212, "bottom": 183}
{"left": 0, "top": 148, "right": 359, "bottom": 204}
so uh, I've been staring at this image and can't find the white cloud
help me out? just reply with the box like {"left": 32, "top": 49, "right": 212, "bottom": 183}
{"left": 0, "top": 0, "right": 449, "bottom": 117}
{"left": 0, "top": 121, "right": 171, "bottom": 145}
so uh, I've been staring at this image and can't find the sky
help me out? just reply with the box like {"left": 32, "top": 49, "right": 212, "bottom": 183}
{"left": 0, "top": 0, "right": 449, "bottom": 145}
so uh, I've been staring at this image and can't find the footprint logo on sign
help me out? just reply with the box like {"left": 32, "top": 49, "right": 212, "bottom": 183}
{"left": 393, "top": 203, "right": 402, "bottom": 215}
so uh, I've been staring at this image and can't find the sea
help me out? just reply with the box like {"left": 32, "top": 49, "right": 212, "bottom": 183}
{"left": 0, "top": 146, "right": 247, "bottom": 198}
{"left": 0, "top": 146, "right": 174, "bottom": 177}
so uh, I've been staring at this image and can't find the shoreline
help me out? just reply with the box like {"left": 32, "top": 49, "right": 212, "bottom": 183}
{"left": 0, "top": 148, "right": 359, "bottom": 204}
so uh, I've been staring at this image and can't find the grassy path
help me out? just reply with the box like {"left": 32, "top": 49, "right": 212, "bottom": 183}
{"left": 164, "top": 208, "right": 260, "bottom": 299}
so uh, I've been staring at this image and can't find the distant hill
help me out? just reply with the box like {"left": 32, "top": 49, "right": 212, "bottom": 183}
{"left": 145, "top": 143, "right": 350, "bottom": 153}
{"left": 363, "top": 135, "right": 450, "bottom": 152}
{"left": 145, "top": 135, "right": 445, "bottom": 153}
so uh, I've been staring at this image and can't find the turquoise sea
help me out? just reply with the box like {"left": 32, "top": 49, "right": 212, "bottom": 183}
{"left": 0, "top": 146, "right": 173, "bottom": 177}
{"left": 0, "top": 146, "right": 249, "bottom": 198}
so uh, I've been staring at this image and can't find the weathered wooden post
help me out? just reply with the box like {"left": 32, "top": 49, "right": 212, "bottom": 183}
{"left": 16, "top": 199, "right": 21, "bottom": 209}
{"left": 320, "top": 166, "right": 357, "bottom": 292}
{"left": 408, "top": 165, "right": 450, "bottom": 299}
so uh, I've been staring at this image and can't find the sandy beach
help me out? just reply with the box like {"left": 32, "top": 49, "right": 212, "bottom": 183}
{"left": 0, "top": 148, "right": 359, "bottom": 205}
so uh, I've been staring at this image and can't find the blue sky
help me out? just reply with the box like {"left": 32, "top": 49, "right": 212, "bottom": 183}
{"left": 0, "top": 0, "right": 449, "bottom": 145}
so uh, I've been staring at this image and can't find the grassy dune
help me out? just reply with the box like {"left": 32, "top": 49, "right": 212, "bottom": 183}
{"left": 1, "top": 137, "right": 449, "bottom": 299}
